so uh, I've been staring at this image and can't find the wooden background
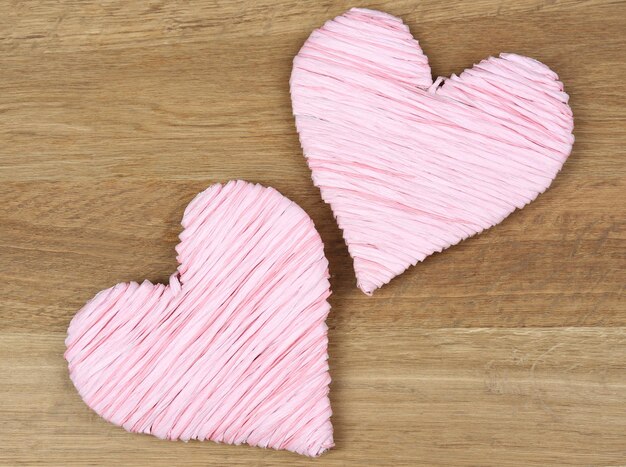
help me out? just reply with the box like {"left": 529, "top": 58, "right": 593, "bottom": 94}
{"left": 1, "top": 1, "right": 624, "bottom": 465}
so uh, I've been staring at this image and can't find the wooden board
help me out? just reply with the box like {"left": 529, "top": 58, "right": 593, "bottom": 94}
{"left": 1, "top": 1, "right": 624, "bottom": 465}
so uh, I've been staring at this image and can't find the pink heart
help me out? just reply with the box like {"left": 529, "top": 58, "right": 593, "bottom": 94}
{"left": 65, "top": 181, "right": 334, "bottom": 457}
{"left": 291, "top": 8, "right": 574, "bottom": 295}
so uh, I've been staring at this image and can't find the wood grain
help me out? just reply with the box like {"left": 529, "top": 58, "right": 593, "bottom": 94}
{"left": 1, "top": 1, "right": 624, "bottom": 465}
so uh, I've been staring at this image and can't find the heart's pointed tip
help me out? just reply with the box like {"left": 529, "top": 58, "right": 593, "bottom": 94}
{"left": 356, "top": 274, "right": 378, "bottom": 296}
{"left": 300, "top": 428, "right": 334, "bottom": 457}
{"left": 311, "top": 440, "right": 335, "bottom": 457}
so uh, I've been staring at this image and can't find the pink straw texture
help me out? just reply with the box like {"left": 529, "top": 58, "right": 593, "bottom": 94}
{"left": 65, "top": 181, "right": 334, "bottom": 457}
{"left": 291, "top": 8, "right": 575, "bottom": 295}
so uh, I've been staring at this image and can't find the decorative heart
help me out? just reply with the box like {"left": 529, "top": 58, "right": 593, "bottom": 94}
{"left": 65, "top": 181, "right": 334, "bottom": 457}
{"left": 290, "top": 8, "right": 574, "bottom": 295}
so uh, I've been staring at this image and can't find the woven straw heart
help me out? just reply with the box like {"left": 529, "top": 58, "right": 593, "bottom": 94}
{"left": 291, "top": 8, "right": 574, "bottom": 295}
{"left": 65, "top": 181, "right": 334, "bottom": 457}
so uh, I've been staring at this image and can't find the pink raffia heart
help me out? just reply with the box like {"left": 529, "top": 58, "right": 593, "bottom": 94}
{"left": 65, "top": 181, "right": 334, "bottom": 457}
{"left": 290, "top": 8, "right": 574, "bottom": 295}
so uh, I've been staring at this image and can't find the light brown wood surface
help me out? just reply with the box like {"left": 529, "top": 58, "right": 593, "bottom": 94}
{"left": 1, "top": 1, "right": 625, "bottom": 465}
